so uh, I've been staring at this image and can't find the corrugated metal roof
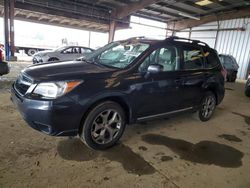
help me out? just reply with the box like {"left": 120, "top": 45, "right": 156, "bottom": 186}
{"left": 1, "top": 0, "right": 250, "bottom": 29}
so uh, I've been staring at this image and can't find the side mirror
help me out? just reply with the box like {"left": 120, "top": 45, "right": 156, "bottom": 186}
{"left": 147, "top": 64, "right": 163, "bottom": 74}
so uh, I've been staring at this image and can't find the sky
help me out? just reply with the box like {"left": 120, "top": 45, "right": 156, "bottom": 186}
{"left": 0, "top": 16, "right": 166, "bottom": 49}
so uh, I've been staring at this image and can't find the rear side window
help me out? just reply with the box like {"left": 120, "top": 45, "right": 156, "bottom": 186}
{"left": 182, "top": 46, "right": 204, "bottom": 70}
{"left": 204, "top": 48, "right": 220, "bottom": 68}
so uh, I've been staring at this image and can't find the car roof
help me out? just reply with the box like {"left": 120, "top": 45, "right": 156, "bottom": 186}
{"left": 64, "top": 46, "right": 94, "bottom": 50}
{"left": 118, "top": 36, "right": 211, "bottom": 49}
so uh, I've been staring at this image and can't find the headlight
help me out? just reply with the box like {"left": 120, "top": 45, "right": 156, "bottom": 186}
{"left": 32, "top": 80, "right": 82, "bottom": 99}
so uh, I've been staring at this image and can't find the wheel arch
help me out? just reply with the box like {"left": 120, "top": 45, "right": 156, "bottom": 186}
{"left": 78, "top": 94, "right": 133, "bottom": 134}
{"left": 48, "top": 57, "right": 59, "bottom": 62}
{"left": 203, "top": 83, "right": 219, "bottom": 105}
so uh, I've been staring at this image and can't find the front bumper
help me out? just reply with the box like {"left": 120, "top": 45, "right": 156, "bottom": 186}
{"left": 11, "top": 86, "right": 83, "bottom": 136}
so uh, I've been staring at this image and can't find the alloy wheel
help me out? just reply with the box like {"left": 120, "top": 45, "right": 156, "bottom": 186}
{"left": 91, "top": 109, "right": 122, "bottom": 144}
{"left": 201, "top": 95, "right": 216, "bottom": 119}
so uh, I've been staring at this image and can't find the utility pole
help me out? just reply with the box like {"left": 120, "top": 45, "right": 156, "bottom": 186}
{"left": 3, "top": 0, "right": 17, "bottom": 61}
{"left": 9, "top": 0, "right": 16, "bottom": 60}
{"left": 4, "top": 0, "right": 10, "bottom": 61}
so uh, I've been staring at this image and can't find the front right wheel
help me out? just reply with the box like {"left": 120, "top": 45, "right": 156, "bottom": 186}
{"left": 198, "top": 91, "right": 216, "bottom": 121}
{"left": 80, "top": 101, "right": 126, "bottom": 150}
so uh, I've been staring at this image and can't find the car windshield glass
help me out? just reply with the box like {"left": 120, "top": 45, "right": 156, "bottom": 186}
{"left": 54, "top": 46, "right": 68, "bottom": 52}
{"left": 84, "top": 41, "right": 150, "bottom": 69}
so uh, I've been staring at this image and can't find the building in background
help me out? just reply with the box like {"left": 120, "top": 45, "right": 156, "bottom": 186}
{"left": 176, "top": 18, "right": 250, "bottom": 80}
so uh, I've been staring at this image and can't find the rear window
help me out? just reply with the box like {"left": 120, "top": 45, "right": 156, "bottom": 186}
{"left": 204, "top": 48, "right": 220, "bottom": 68}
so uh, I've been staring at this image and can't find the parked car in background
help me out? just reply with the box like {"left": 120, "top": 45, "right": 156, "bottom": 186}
{"left": 32, "top": 46, "right": 94, "bottom": 64}
{"left": 245, "top": 72, "right": 250, "bottom": 97}
{"left": 219, "top": 54, "right": 239, "bottom": 82}
{"left": 11, "top": 37, "right": 225, "bottom": 150}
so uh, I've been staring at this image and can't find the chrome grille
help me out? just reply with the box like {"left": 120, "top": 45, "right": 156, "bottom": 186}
{"left": 14, "top": 74, "right": 32, "bottom": 95}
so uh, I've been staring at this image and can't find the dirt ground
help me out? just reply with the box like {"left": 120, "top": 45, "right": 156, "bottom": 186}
{"left": 0, "top": 66, "right": 250, "bottom": 187}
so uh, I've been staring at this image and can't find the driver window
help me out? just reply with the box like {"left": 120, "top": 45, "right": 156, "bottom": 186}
{"left": 139, "top": 46, "right": 179, "bottom": 72}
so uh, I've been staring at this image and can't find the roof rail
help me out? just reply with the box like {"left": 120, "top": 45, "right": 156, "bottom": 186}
{"left": 127, "top": 36, "right": 146, "bottom": 40}
{"left": 167, "top": 36, "right": 209, "bottom": 47}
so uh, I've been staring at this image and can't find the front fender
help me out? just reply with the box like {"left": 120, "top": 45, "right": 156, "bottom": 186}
{"left": 80, "top": 91, "right": 136, "bottom": 124}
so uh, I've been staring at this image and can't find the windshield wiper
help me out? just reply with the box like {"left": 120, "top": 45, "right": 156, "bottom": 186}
{"left": 82, "top": 59, "right": 119, "bottom": 69}
{"left": 82, "top": 59, "right": 105, "bottom": 67}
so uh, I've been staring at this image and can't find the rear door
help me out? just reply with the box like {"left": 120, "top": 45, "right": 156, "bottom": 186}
{"left": 177, "top": 44, "right": 206, "bottom": 108}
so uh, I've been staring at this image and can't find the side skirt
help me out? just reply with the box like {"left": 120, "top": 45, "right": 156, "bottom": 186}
{"left": 136, "top": 107, "right": 194, "bottom": 122}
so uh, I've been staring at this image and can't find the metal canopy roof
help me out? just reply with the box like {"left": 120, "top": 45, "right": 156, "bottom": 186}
{"left": 0, "top": 0, "right": 250, "bottom": 32}
{"left": 137, "top": 0, "right": 250, "bottom": 22}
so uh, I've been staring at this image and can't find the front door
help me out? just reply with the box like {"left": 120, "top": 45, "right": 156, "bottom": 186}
{"left": 131, "top": 45, "right": 184, "bottom": 119}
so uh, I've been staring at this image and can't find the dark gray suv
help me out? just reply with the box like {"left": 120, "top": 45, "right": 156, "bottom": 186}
{"left": 219, "top": 54, "right": 239, "bottom": 82}
{"left": 11, "top": 37, "right": 225, "bottom": 150}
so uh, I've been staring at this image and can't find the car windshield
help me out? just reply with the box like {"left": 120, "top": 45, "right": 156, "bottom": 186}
{"left": 54, "top": 46, "right": 68, "bottom": 52}
{"left": 84, "top": 40, "right": 150, "bottom": 69}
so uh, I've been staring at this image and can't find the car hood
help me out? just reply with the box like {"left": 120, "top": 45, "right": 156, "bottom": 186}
{"left": 23, "top": 61, "right": 116, "bottom": 82}
{"left": 33, "top": 50, "right": 54, "bottom": 56}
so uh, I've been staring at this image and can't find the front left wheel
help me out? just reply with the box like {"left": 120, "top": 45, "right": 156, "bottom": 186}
{"left": 80, "top": 101, "right": 126, "bottom": 150}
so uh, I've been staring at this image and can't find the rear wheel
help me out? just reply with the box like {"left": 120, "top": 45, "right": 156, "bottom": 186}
{"left": 227, "top": 72, "right": 237, "bottom": 82}
{"left": 80, "top": 101, "right": 126, "bottom": 150}
{"left": 27, "top": 49, "right": 37, "bottom": 56}
{"left": 198, "top": 91, "right": 216, "bottom": 121}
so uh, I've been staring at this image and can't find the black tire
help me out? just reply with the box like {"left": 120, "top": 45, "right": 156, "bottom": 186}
{"left": 198, "top": 91, "right": 216, "bottom": 122}
{"left": 27, "top": 49, "right": 37, "bottom": 56}
{"left": 231, "top": 73, "right": 237, "bottom": 82}
{"left": 230, "top": 77, "right": 237, "bottom": 82}
{"left": 80, "top": 101, "right": 126, "bottom": 150}
{"left": 48, "top": 57, "right": 59, "bottom": 62}
{"left": 227, "top": 72, "right": 237, "bottom": 82}
{"left": 227, "top": 75, "right": 233, "bottom": 82}
{"left": 228, "top": 75, "right": 236, "bottom": 82}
